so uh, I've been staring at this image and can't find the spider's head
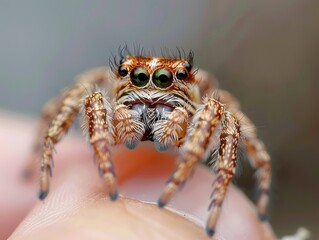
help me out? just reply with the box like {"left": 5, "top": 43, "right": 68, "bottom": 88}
{"left": 113, "top": 52, "right": 197, "bottom": 92}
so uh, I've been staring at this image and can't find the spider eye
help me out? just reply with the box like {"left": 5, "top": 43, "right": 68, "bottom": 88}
{"left": 130, "top": 67, "right": 150, "bottom": 87}
{"left": 184, "top": 62, "right": 192, "bottom": 72}
{"left": 118, "top": 66, "right": 128, "bottom": 77}
{"left": 176, "top": 70, "right": 188, "bottom": 80}
{"left": 184, "top": 62, "right": 193, "bottom": 72}
{"left": 153, "top": 68, "right": 173, "bottom": 89}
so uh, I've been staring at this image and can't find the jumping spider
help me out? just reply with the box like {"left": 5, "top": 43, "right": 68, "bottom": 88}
{"left": 26, "top": 47, "right": 271, "bottom": 237}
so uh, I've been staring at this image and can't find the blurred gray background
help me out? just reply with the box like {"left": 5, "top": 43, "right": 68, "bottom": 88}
{"left": 1, "top": 0, "right": 318, "bottom": 238}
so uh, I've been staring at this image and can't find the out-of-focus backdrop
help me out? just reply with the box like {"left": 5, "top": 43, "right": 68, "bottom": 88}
{"left": 1, "top": 0, "right": 318, "bottom": 238}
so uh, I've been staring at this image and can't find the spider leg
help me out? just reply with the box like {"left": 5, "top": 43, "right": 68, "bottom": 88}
{"left": 206, "top": 112, "right": 240, "bottom": 236}
{"left": 152, "top": 107, "right": 188, "bottom": 150}
{"left": 39, "top": 85, "right": 83, "bottom": 200}
{"left": 240, "top": 113, "right": 272, "bottom": 221}
{"left": 158, "top": 98, "right": 224, "bottom": 207}
{"left": 24, "top": 68, "right": 112, "bottom": 179}
{"left": 23, "top": 94, "right": 64, "bottom": 179}
{"left": 34, "top": 68, "right": 111, "bottom": 199}
{"left": 83, "top": 91, "right": 118, "bottom": 200}
{"left": 217, "top": 89, "right": 272, "bottom": 221}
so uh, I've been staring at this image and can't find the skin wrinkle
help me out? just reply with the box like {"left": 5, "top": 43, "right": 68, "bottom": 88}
{"left": 123, "top": 201, "right": 183, "bottom": 240}
{"left": 118, "top": 200, "right": 153, "bottom": 235}
{"left": 85, "top": 198, "right": 208, "bottom": 240}
{"left": 120, "top": 200, "right": 172, "bottom": 240}
{"left": 160, "top": 205, "right": 205, "bottom": 227}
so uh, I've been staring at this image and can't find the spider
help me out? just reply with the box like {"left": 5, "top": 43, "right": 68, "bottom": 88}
{"left": 25, "top": 47, "right": 271, "bottom": 237}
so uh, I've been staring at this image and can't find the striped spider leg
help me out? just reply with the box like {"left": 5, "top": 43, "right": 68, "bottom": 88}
{"left": 239, "top": 112, "right": 272, "bottom": 221}
{"left": 24, "top": 68, "right": 110, "bottom": 179}
{"left": 157, "top": 97, "right": 241, "bottom": 236}
{"left": 35, "top": 68, "right": 115, "bottom": 199}
{"left": 26, "top": 66, "right": 147, "bottom": 200}
{"left": 217, "top": 89, "right": 272, "bottom": 221}
{"left": 25, "top": 68, "right": 121, "bottom": 200}
{"left": 82, "top": 92, "right": 118, "bottom": 200}
{"left": 82, "top": 92, "right": 145, "bottom": 200}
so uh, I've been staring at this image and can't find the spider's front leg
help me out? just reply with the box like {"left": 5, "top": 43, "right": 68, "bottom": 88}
{"left": 158, "top": 98, "right": 224, "bottom": 207}
{"left": 25, "top": 68, "right": 109, "bottom": 179}
{"left": 36, "top": 68, "right": 110, "bottom": 199}
{"left": 206, "top": 112, "right": 240, "bottom": 236}
{"left": 83, "top": 92, "right": 118, "bottom": 200}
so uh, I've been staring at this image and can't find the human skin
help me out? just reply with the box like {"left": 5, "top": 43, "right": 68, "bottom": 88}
{"left": 0, "top": 111, "right": 276, "bottom": 240}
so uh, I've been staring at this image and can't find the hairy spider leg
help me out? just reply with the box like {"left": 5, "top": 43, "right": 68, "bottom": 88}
{"left": 217, "top": 89, "right": 272, "bottom": 222}
{"left": 24, "top": 68, "right": 111, "bottom": 180}
{"left": 32, "top": 68, "right": 111, "bottom": 199}
{"left": 158, "top": 98, "right": 224, "bottom": 207}
{"left": 206, "top": 112, "right": 240, "bottom": 236}
{"left": 243, "top": 131, "right": 272, "bottom": 221}
{"left": 83, "top": 91, "right": 118, "bottom": 200}
{"left": 23, "top": 94, "right": 64, "bottom": 179}
{"left": 39, "top": 84, "right": 83, "bottom": 199}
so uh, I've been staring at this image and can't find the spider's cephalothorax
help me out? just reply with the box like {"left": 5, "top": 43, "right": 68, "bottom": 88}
{"left": 26, "top": 49, "right": 272, "bottom": 237}
{"left": 113, "top": 55, "right": 199, "bottom": 148}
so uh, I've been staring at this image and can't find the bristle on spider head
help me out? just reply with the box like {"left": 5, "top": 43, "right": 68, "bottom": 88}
{"left": 109, "top": 45, "right": 195, "bottom": 75}
{"left": 159, "top": 46, "right": 194, "bottom": 63}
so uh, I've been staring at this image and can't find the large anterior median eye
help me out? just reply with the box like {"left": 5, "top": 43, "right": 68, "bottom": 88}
{"left": 130, "top": 67, "right": 150, "bottom": 87}
{"left": 153, "top": 68, "right": 173, "bottom": 88}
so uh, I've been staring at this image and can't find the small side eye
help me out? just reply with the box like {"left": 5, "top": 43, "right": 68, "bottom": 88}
{"left": 184, "top": 62, "right": 192, "bottom": 72}
{"left": 118, "top": 66, "right": 128, "bottom": 77}
{"left": 130, "top": 67, "right": 150, "bottom": 87}
{"left": 153, "top": 68, "right": 173, "bottom": 89}
{"left": 176, "top": 70, "right": 188, "bottom": 80}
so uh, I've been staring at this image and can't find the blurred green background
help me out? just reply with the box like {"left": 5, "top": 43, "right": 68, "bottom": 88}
{"left": 0, "top": 0, "right": 318, "bottom": 238}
